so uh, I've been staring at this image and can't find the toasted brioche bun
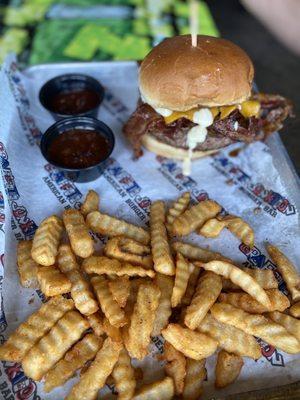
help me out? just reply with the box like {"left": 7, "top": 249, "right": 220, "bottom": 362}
{"left": 140, "top": 35, "right": 254, "bottom": 111}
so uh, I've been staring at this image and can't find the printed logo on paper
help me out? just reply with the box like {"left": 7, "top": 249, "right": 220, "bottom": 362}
{"left": 256, "top": 339, "right": 285, "bottom": 367}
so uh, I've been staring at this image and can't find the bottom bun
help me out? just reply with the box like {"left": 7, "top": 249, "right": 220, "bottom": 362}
{"left": 141, "top": 134, "right": 219, "bottom": 160}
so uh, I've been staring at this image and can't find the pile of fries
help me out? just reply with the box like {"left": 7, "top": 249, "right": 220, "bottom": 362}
{"left": 1, "top": 189, "right": 300, "bottom": 399}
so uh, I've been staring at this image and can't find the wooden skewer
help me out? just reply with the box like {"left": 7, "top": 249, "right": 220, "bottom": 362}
{"left": 189, "top": 0, "right": 199, "bottom": 47}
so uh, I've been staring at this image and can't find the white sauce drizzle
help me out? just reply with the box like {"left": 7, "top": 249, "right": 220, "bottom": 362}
{"left": 154, "top": 107, "right": 173, "bottom": 117}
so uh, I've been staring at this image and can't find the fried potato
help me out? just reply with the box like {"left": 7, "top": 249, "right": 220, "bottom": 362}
{"left": 182, "top": 358, "right": 206, "bottom": 400}
{"left": 81, "top": 190, "right": 99, "bottom": 216}
{"left": 65, "top": 337, "right": 122, "bottom": 400}
{"left": 22, "top": 310, "right": 89, "bottom": 380}
{"left": 222, "top": 267, "right": 278, "bottom": 291}
{"left": 163, "top": 341, "right": 186, "bottom": 395}
{"left": 166, "top": 192, "right": 190, "bottom": 233}
{"left": 132, "top": 376, "right": 174, "bottom": 400}
{"left": 172, "top": 200, "right": 221, "bottom": 236}
{"left": 185, "top": 271, "right": 222, "bottom": 329}
{"left": 150, "top": 201, "right": 175, "bottom": 276}
{"left": 266, "top": 244, "right": 300, "bottom": 301}
{"left": 199, "top": 217, "right": 225, "bottom": 238}
{"left": 219, "top": 289, "right": 290, "bottom": 314}
{"left": 44, "top": 333, "right": 103, "bottom": 392}
{"left": 102, "top": 317, "right": 123, "bottom": 342}
{"left": 86, "top": 312, "right": 104, "bottom": 336}
{"left": 83, "top": 256, "right": 155, "bottom": 278}
{"left": 215, "top": 350, "right": 244, "bottom": 389}
{"left": 152, "top": 273, "right": 173, "bottom": 336}
{"left": 162, "top": 323, "right": 218, "bottom": 360}
{"left": 211, "top": 303, "right": 300, "bottom": 354}
{"left": 86, "top": 210, "right": 150, "bottom": 245}
{"left": 57, "top": 243, "right": 79, "bottom": 273}
{"left": 171, "top": 253, "right": 192, "bottom": 308}
{"left": 91, "top": 275, "right": 127, "bottom": 328}
{"left": 125, "top": 281, "right": 160, "bottom": 359}
{"left": 37, "top": 266, "right": 71, "bottom": 297}
{"left": 289, "top": 301, "right": 300, "bottom": 318}
{"left": 182, "top": 266, "right": 201, "bottom": 306}
{"left": 0, "top": 296, "right": 74, "bottom": 362}
{"left": 173, "top": 241, "right": 230, "bottom": 263}
{"left": 63, "top": 209, "right": 94, "bottom": 258}
{"left": 108, "top": 275, "right": 130, "bottom": 308}
{"left": 104, "top": 237, "right": 153, "bottom": 269}
{"left": 197, "top": 313, "right": 261, "bottom": 359}
{"left": 112, "top": 347, "right": 136, "bottom": 400}
{"left": 17, "top": 240, "right": 39, "bottom": 288}
{"left": 195, "top": 260, "right": 271, "bottom": 309}
{"left": 267, "top": 311, "right": 300, "bottom": 343}
{"left": 67, "top": 269, "right": 99, "bottom": 315}
{"left": 31, "top": 215, "right": 63, "bottom": 266}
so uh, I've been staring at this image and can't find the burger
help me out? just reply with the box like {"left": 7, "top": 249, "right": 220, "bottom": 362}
{"left": 123, "top": 35, "right": 293, "bottom": 174}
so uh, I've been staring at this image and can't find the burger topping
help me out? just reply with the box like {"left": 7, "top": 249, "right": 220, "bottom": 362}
{"left": 154, "top": 107, "right": 173, "bottom": 117}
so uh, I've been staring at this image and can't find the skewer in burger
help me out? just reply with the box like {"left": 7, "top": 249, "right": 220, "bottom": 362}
{"left": 123, "top": 35, "right": 293, "bottom": 175}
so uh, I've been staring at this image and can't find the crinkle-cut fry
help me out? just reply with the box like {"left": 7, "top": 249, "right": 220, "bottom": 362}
{"left": 197, "top": 313, "right": 261, "bottom": 359}
{"left": 0, "top": 296, "right": 74, "bottom": 362}
{"left": 17, "top": 240, "right": 39, "bottom": 288}
{"left": 112, "top": 347, "right": 136, "bottom": 400}
{"left": 31, "top": 215, "right": 63, "bottom": 266}
{"left": 152, "top": 273, "right": 173, "bottom": 336}
{"left": 65, "top": 337, "right": 122, "bottom": 400}
{"left": 86, "top": 210, "right": 150, "bottom": 245}
{"left": 266, "top": 244, "right": 300, "bottom": 301}
{"left": 211, "top": 303, "right": 300, "bottom": 354}
{"left": 57, "top": 244, "right": 79, "bottom": 273}
{"left": 215, "top": 350, "right": 244, "bottom": 389}
{"left": 81, "top": 190, "right": 99, "bottom": 216}
{"left": 219, "top": 289, "right": 290, "bottom": 314}
{"left": 44, "top": 333, "right": 103, "bottom": 392}
{"left": 104, "top": 236, "right": 153, "bottom": 269}
{"left": 172, "top": 199, "right": 221, "bottom": 236}
{"left": 289, "top": 302, "right": 300, "bottom": 318}
{"left": 63, "top": 209, "right": 94, "bottom": 258}
{"left": 22, "top": 310, "right": 89, "bottom": 380}
{"left": 132, "top": 377, "right": 175, "bottom": 400}
{"left": 67, "top": 269, "right": 99, "bottom": 315}
{"left": 195, "top": 260, "right": 271, "bottom": 309}
{"left": 183, "top": 358, "right": 206, "bottom": 400}
{"left": 171, "top": 253, "right": 192, "bottom": 308}
{"left": 102, "top": 316, "right": 123, "bottom": 342}
{"left": 163, "top": 341, "right": 186, "bottom": 395}
{"left": 150, "top": 201, "right": 175, "bottom": 276}
{"left": 83, "top": 256, "right": 155, "bottom": 278}
{"left": 108, "top": 275, "right": 130, "bottom": 308}
{"left": 86, "top": 312, "right": 104, "bottom": 336}
{"left": 37, "top": 266, "right": 71, "bottom": 297}
{"left": 166, "top": 192, "right": 190, "bottom": 233}
{"left": 182, "top": 266, "right": 201, "bottom": 306}
{"left": 91, "top": 275, "right": 127, "bottom": 328}
{"left": 222, "top": 215, "right": 254, "bottom": 248}
{"left": 267, "top": 311, "right": 300, "bottom": 343}
{"left": 162, "top": 323, "right": 218, "bottom": 360}
{"left": 185, "top": 271, "right": 222, "bottom": 329}
{"left": 125, "top": 281, "right": 160, "bottom": 359}
{"left": 199, "top": 218, "right": 226, "bottom": 238}
{"left": 173, "top": 241, "right": 231, "bottom": 263}
{"left": 222, "top": 267, "right": 278, "bottom": 291}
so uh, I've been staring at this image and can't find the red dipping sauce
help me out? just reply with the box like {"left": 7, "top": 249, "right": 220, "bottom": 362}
{"left": 50, "top": 90, "right": 100, "bottom": 115}
{"left": 47, "top": 129, "right": 110, "bottom": 169}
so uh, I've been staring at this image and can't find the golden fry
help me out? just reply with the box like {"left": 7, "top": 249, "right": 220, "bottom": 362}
{"left": 112, "top": 347, "right": 136, "bottom": 400}
{"left": 219, "top": 289, "right": 290, "bottom": 314}
{"left": 86, "top": 210, "right": 150, "bottom": 244}
{"left": 215, "top": 350, "right": 244, "bottom": 389}
{"left": 199, "top": 217, "right": 226, "bottom": 238}
{"left": 166, "top": 192, "right": 190, "bottom": 233}
{"left": 172, "top": 199, "right": 221, "bottom": 236}
{"left": 44, "top": 333, "right": 102, "bottom": 392}
{"left": 211, "top": 303, "right": 300, "bottom": 354}
{"left": 65, "top": 337, "right": 122, "bottom": 400}
{"left": 163, "top": 341, "right": 186, "bottom": 395}
{"left": 17, "top": 240, "right": 39, "bottom": 288}
{"left": 22, "top": 310, "right": 89, "bottom": 380}
{"left": 86, "top": 312, "right": 104, "bottom": 336}
{"left": 132, "top": 377, "right": 174, "bottom": 400}
{"left": 222, "top": 267, "right": 278, "bottom": 291}
{"left": 183, "top": 358, "right": 206, "bottom": 400}
{"left": 108, "top": 275, "right": 131, "bottom": 308}
{"left": 91, "top": 275, "right": 127, "bottom": 328}
{"left": 185, "top": 271, "right": 222, "bottom": 329}
{"left": 266, "top": 244, "right": 300, "bottom": 301}
{"left": 197, "top": 313, "right": 261, "bottom": 359}
{"left": 289, "top": 301, "right": 300, "bottom": 318}
{"left": 171, "top": 253, "right": 192, "bottom": 308}
{"left": 31, "top": 215, "right": 63, "bottom": 266}
{"left": 223, "top": 215, "right": 254, "bottom": 248}
{"left": 81, "top": 190, "right": 99, "bottom": 216}
{"left": 0, "top": 296, "right": 74, "bottom": 362}
{"left": 162, "top": 323, "right": 218, "bottom": 360}
{"left": 37, "top": 266, "right": 71, "bottom": 297}
{"left": 68, "top": 269, "right": 99, "bottom": 315}
{"left": 173, "top": 241, "right": 231, "bottom": 263}
{"left": 63, "top": 209, "right": 94, "bottom": 258}
{"left": 57, "top": 243, "right": 79, "bottom": 273}
{"left": 152, "top": 273, "right": 173, "bottom": 336}
{"left": 150, "top": 201, "right": 175, "bottom": 276}
{"left": 182, "top": 266, "right": 201, "bottom": 306}
{"left": 267, "top": 311, "right": 300, "bottom": 343}
{"left": 102, "top": 316, "right": 123, "bottom": 342}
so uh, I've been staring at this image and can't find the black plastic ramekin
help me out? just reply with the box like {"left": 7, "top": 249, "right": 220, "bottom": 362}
{"left": 40, "top": 116, "right": 114, "bottom": 183}
{"left": 39, "top": 74, "right": 105, "bottom": 120}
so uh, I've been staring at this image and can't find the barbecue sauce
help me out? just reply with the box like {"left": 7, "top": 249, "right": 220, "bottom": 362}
{"left": 50, "top": 90, "right": 100, "bottom": 115}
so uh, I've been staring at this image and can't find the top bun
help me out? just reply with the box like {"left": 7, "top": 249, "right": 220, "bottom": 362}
{"left": 139, "top": 35, "right": 254, "bottom": 111}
